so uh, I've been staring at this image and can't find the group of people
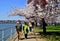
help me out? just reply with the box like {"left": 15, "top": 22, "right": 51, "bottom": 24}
{"left": 15, "top": 18, "right": 47, "bottom": 40}
{"left": 15, "top": 20, "right": 34, "bottom": 40}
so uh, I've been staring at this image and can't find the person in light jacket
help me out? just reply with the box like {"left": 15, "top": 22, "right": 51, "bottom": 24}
{"left": 23, "top": 22, "right": 29, "bottom": 39}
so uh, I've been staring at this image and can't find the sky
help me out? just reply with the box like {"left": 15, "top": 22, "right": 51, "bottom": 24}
{"left": 0, "top": 0, "right": 27, "bottom": 20}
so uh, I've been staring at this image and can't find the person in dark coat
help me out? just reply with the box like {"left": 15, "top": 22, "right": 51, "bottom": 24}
{"left": 15, "top": 21, "right": 22, "bottom": 40}
{"left": 42, "top": 18, "right": 47, "bottom": 33}
{"left": 31, "top": 21, "right": 34, "bottom": 28}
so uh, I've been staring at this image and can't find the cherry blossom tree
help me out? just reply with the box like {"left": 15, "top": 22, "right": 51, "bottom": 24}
{"left": 8, "top": 0, "right": 59, "bottom": 24}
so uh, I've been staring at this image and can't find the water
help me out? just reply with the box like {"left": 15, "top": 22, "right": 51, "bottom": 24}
{"left": 0, "top": 23, "right": 16, "bottom": 41}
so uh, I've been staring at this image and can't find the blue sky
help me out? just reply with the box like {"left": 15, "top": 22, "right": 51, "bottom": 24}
{"left": 0, "top": 0, "right": 27, "bottom": 20}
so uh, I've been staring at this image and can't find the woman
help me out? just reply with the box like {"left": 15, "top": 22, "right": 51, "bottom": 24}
{"left": 23, "top": 22, "right": 29, "bottom": 39}
{"left": 15, "top": 21, "right": 22, "bottom": 40}
{"left": 29, "top": 22, "right": 32, "bottom": 32}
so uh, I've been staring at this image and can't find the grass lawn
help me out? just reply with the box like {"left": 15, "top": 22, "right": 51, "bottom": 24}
{"left": 35, "top": 25, "right": 60, "bottom": 41}
{"left": 35, "top": 25, "right": 60, "bottom": 32}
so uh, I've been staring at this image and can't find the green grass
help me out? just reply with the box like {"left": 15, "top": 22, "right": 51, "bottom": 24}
{"left": 45, "top": 35, "right": 60, "bottom": 41}
{"left": 41, "top": 33, "right": 60, "bottom": 41}
{"left": 35, "top": 25, "right": 60, "bottom": 41}
{"left": 35, "top": 25, "right": 60, "bottom": 32}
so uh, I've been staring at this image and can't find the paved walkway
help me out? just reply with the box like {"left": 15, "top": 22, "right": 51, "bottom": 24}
{"left": 18, "top": 38, "right": 46, "bottom": 41}
{"left": 6, "top": 31, "right": 47, "bottom": 41}
{"left": 15, "top": 33, "right": 47, "bottom": 41}
{"left": 15, "top": 37, "right": 46, "bottom": 41}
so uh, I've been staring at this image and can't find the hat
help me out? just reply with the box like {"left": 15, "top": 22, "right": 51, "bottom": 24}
{"left": 17, "top": 20, "right": 21, "bottom": 24}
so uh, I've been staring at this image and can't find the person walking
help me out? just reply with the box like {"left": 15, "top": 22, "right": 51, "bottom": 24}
{"left": 23, "top": 22, "right": 29, "bottom": 39}
{"left": 29, "top": 22, "right": 32, "bottom": 32}
{"left": 15, "top": 20, "right": 22, "bottom": 40}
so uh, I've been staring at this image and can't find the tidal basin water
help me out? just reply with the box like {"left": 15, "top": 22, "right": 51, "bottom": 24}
{"left": 0, "top": 23, "right": 16, "bottom": 41}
